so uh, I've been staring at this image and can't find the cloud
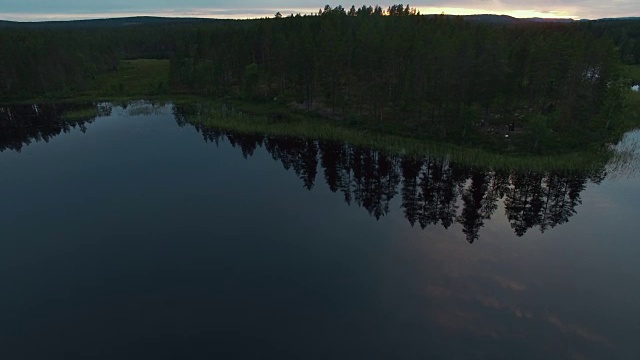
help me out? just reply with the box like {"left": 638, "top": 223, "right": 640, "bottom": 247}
{"left": 413, "top": 0, "right": 639, "bottom": 19}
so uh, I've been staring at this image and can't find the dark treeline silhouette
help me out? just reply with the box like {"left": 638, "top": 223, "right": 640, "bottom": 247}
{"left": 0, "top": 103, "right": 109, "bottom": 152}
{"left": 174, "top": 103, "right": 605, "bottom": 242}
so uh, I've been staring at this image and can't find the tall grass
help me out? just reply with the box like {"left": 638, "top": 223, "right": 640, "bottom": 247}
{"left": 607, "top": 129, "right": 640, "bottom": 178}
{"left": 181, "top": 102, "right": 618, "bottom": 172}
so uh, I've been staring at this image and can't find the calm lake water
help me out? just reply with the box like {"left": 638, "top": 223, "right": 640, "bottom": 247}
{"left": 1, "top": 101, "right": 639, "bottom": 359}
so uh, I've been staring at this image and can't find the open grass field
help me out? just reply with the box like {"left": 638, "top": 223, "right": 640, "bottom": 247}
{"left": 89, "top": 59, "right": 171, "bottom": 97}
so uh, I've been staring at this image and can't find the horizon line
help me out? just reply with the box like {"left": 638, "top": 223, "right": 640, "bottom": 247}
{"left": 0, "top": 13, "right": 596, "bottom": 23}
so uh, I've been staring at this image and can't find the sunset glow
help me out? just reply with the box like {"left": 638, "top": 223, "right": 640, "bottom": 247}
{"left": 0, "top": 3, "right": 633, "bottom": 22}
{"left": 416, "top": 7, "right": 580, "bottom": 19}
{"left": 0, "top": 8, "right": 581, "bottom": 22}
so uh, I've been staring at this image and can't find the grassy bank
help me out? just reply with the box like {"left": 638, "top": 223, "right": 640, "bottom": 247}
{"left": 178, "top": 101, "right": 618, "bottom": 172}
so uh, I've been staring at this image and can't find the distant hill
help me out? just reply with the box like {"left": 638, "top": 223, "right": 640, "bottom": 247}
{"left": 0, "top": 16, "right": 228, "bottom": 29}
{"left": 523, "top": 17, "right": 578, "bottom": 23}
{"left": 461, "top": 14, "right": 582, "bottom": 24}
{"left": 453, "top": 14, "right": 523, "bottom": 24}
{"left": 598, "top": 17, "right": 640, "bottom": 21}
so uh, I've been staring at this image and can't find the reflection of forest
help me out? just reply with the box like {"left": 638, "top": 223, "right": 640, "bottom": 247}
{"left": 0, "top": 103, "right": 110, "bottom": 152}
{"left": 1, "top": 102, "right": 606, "bottom": 242}
{"left": 175, "top": 106, "right": 606, "bottom": 242}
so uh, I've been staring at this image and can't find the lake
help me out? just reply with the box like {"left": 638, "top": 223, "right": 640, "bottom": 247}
{"left": 1, "top": 101, "right": 639, "bottom": 359}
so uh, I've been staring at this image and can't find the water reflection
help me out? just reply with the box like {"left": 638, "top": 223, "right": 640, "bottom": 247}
{"left": 173, "top": 105, "right": 608, "bottom": 242}
{"left": 1, "top": 101, "right": 638, "bottom": 359}
{"left": 0, "top": 102, "right": 110, "bottom": 152}
{"left": 0, "top": 101, "right": 613, "bottom": 241}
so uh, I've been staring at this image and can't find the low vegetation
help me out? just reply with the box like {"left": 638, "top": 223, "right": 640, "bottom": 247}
{"left": 175, "top": 101, "right": 618, "bottom": 171}
{"left": 89, "top": 59, "right": 170, "bottom": 97}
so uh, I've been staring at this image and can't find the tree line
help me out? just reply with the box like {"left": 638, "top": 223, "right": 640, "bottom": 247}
{"left": 169, "top": 6, "right": 622, "bottom": 151}
{"left": 1, "top": 7, "right": 639, "bottom": 152}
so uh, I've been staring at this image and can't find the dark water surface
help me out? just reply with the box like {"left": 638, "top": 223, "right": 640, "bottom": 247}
{"left": 1, "top": 102, "right": 639, "bottom": 359}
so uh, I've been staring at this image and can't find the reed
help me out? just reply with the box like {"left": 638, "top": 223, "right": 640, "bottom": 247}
{"left": 181, "top": 102, "right": 617, "bottom": 172}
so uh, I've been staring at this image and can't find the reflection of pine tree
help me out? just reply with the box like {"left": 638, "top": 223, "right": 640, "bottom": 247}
{"left": 413, "top": 159, "right": 465, "bottom": 229}
{"left": 172, "top": 106, "right": 187, "bottom": 127}
{"left": 199, "top": 127, "right": 225, "bottom": 145}
{"left": 588, "top": 169, "right": 607, "bottom": 185}
{"left": 458, "top": 173, "right": 490, "bottom": 244}
{"left": 265, "top": 137, "right": 299, "bottom": 170}
{"left": 350, "top": 148, "right": 401, "bottom": 219}
{"left": 540, "top": 172, "right": 587, "bottom": 232}
{"left": 0, "top": 103, "right": 97, "bottom": 152}
{"left": 226, "top": 132, "right": 264, "bottom": 158}
{"left": 401, "top": 157, "right": 423, "bottom": 227}
{"left": 504, "top": 171, "right": 545, "bottom": 236}
{"left": 440, "top": 163, "right": 467, "bottom": 228}
{"left": 317, "top": 145, "right": 403, "bottom": 220}
{"left": 338, "top": 143, "right": 354, "bottom": 205}
{"left": 350, "top": 147, "right": 366, "bottom": 208}
{"left": 169, "top": 111, "right": 606, "bottom": 243}
{"left": 319, "top": 140, "right": 345, "bottom": 192}
{"left": 363, "top": 151, "right": 400, "bottom": 220}
{"left": 417, "top": 158, "right": 440, "bottom": 229}
{"left": 481, "top": 170, "right": 509, "bottom": 219}
{"left": 300, "top": 140, "right": 318, "bottom": 190}
{"left": 479, "top": 172, "right": 505, "bottom": 240}
{"left": 265, "top": 137, "right": 318, "bottom": 190}
{"left": 380, "top": 153, "right": 402, "bottom": 218}
{"left": 320, "top": 143, "right": 357, "bottom": 205}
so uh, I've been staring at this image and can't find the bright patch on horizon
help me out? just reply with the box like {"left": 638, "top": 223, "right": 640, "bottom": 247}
{"left": 416, "top": 7, "right": 579, "bottom": 19}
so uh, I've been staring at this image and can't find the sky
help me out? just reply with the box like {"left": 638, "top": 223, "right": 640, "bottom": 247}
{"left": 0, "top": 0, "right": 638, "bottom": 22}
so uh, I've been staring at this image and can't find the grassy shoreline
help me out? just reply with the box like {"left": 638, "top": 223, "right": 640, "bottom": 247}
{"left": 1, "top": 94, "right": 630, "bottom": 171}
{"left": 178, "top": 100, "right": 620, "bottom": 172}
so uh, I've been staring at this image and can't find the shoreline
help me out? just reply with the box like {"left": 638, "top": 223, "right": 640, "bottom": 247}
{"left": 1, "top": 94, "right": 636, "bottom": 172}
